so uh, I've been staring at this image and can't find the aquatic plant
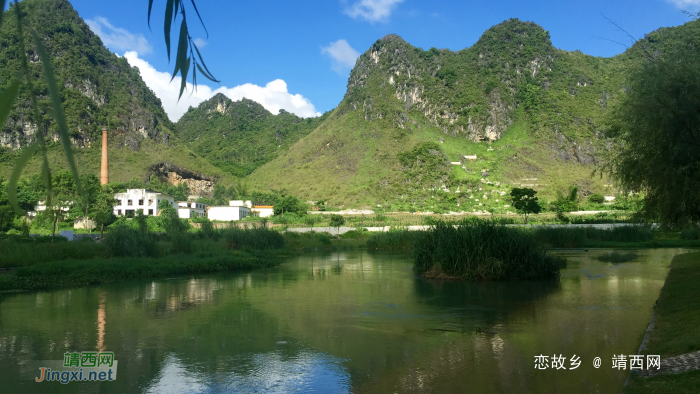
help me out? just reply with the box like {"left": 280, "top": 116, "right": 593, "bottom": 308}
{"left": 413, "top": 220, "right": 563, "bottom": 280}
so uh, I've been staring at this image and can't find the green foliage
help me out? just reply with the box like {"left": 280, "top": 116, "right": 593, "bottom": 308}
{"left": 551, "top": 186, "right": 579, "bottom": 212}
{"left": 366, "top": 230, "right": 420, "bottom": 250}
{"left": 222, "top": 226, "right": 284, "bottom": 251}
{"left": 101, "top": 225, "right": 159, "bottom": 258}
{"left": 175, "top": 95, "right": 328, "bottom": 177}
{"left": 510, "top": 187, "right": 541, "bottom": 223}
{"left": 604, "top": 29, "right": 700, "bottom": 225}
{"left": 588, "top": 193, "right": 605, "bottom": 204}
{"left": 329, "top": 214, "right": 345, "bottom": 229}
{"left": 680, "top": 225, "right": 700, "bottom": 240}
{"left": 413, "top": 220, "right": 563, "bottom": 280}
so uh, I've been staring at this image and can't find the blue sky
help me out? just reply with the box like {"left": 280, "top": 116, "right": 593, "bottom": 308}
{"left": 62, "top": 0, "right": 698, "bottom": 121}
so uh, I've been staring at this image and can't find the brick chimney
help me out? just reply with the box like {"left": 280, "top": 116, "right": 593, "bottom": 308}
{"left": 100, "top": 126, "right": 108, "bottom": 185}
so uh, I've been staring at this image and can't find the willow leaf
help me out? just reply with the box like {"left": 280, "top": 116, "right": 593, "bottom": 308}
{"left": 189, "top": 0, "right": 209, "bottom": 38}
{"left": 0, "top": 79, "right": 21, "bottom": 129}
{"left": 164, "top": 0, "right": 174, "bottom": 61}
{"left": 171, "top": 18, "right": 188, "bottom": 82}
{"left": 179, "top": 57, "right": 190, "bottom": 99}
{"left": 173, "top": 0, "right": 181, "bottom": 21}
{"left": 31, "top": 30, "right": 83, "bottom": 197}
{"left": 196, "top": 63, "right": 216, "bottom": 83}
{"left": 147, "top": 0, "right": 154, "bottom": 29}
{"left": 7, "top": 142, "right": 39, "bottom": 214}
{"left": 193, "top": 43, "right": 219, "bottom": 82}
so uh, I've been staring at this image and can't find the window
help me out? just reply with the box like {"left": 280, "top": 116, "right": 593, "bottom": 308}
{"left": 127, "top": 199, "right": 133, "bottom": 206}
{"left": 148, "top": 209, "right": 153, "bottom": 215}
{"left": 148, "top": 199, "right": 154, "bottom": 206}
{"left": 117, "top": 209, "right": 121, "bottom": 216}
{"left": 138, "top": 199, "right": 144, "bottom": 206}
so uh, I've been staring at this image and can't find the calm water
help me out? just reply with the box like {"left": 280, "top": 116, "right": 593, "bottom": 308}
{"left": 0, "top": 249, "right": 691, "bottom": 393}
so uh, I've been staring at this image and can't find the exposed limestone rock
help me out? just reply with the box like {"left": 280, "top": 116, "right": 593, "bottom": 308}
{"left": 146, "top": 162, "right": 216, "bottom": 196}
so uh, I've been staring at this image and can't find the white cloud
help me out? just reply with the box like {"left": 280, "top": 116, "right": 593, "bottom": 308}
{"left": 321, "top": 39, "right": 360, "bottom": 74}
{"left": 666, "top": 0, "right": 700, "bottom": 9}
{"left": 344, "top": 0, "right": 404, "bottom": 22}
{"left": 193, "top": 38, "right": 207, "bottom": 48}
{"left": 123, "top": 51, "right": 321, "bottom": 122}
{"left": 86, "top": 17, "right": 153, "bottom": 55}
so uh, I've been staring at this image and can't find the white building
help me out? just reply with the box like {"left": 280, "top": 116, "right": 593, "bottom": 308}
{"left": 114, "top": 189, "right": 175, "bottom": 217}
{"left": 208, "top": 206, "right": 251, "bottom": 221}
{"left": 229, "top": 200, "right": 253, "bottom": 208}
{"left": 252, "top": 205, "right": 274, "bottom": 218}
{"left": 178, "top": 201, "right": 209, "bottom": 219}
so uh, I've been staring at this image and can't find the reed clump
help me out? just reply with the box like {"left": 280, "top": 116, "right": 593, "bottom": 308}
{"left": 366, "top": 230, "right": 421, "bottom": 251}
{"left": 413, "top": 220, "right": 563, "bottom": 280}
{"left": 221, "top": 227, "right": 284, "bottom": 251}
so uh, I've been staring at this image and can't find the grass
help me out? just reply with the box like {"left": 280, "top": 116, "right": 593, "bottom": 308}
{"left": 0, "top": 250, "right": 282, "bottom": 293}
{"left": 0, "top": 227, "right": 291, "bottom": 293}
{"left": 623, "top": 252, "right": 700, "bottom": 393}
{"left": 412, "top": 220, "right": 564, "bottom": 280}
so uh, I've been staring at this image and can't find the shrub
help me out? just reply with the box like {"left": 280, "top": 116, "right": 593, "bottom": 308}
{"left": 102, "top": 225, "right": 159, "bottom": 258}
{"left": 588, "top": 193, "right": 605, "bottom": 204}
{"left": 680, "top": 225, "right": 700, "bottom": 240}
{"left": 413, "top": 220, "right": 563, "bottom": 280}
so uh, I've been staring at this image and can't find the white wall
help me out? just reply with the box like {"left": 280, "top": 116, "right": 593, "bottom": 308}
{"left": 253, "top": 207, "right": 274, "bottom": 218}
{"left": 208, "top": 206, "right": 251, "bottom": 221}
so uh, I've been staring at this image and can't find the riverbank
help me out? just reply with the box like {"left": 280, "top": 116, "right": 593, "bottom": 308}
{"left": 0, "top": 249, "right": 283, "bottom": 293}
{"left": 623, "top": 251, "right": 700, "bottom": 393}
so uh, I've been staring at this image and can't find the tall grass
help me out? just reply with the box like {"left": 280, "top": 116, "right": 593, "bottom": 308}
{"left": 0, "top": 235, "right": 106, "bottom": 268}
{"left": 366, "top": 230, "right": 421, "bottom": 251}
{"left": 222, "top": 227, "right": 284, "bottom": 251}
{"left": 413, "top": 220, "right": 563, "bottom": 280}
{"left": 532, "top": 225, "right": 654, "bottom": 248}
{"left": 102, "top": 225, "right": 160, "bottom": 258}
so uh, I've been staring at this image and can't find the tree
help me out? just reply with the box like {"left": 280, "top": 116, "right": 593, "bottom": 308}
{"left": 604, "top": 38, "right": 700, "bottom": 226}
{"left": 510, "top": 188, "right": 541, "bottom": 224}
{"left": 329, "top": 214, "right": 345, "bottom": 234}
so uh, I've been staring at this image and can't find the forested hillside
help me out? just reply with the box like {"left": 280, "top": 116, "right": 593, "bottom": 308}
{"left": 248, "top": 18, "right": 700, "bottom": 211}
{"left": 175, "top": 94, "right": 329, "bottom": 177}
{"left": 0, "top": 0, "right": 229, "bottom": 184}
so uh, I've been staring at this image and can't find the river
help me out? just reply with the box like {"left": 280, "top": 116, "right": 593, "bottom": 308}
{"left": 0, "top": 249, "right": 690, "bottom": 393}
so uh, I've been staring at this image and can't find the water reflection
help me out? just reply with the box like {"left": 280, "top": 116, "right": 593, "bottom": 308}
{"left": 0, "top": 249, "right": 691, "bottom": 393}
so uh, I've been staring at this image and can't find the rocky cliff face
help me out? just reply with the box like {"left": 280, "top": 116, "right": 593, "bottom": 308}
{"left": 0, "top": 0, "right": 173, "bottom": 151}
{"left": 344, "top": 20, "right": 557, "bottom": 142}
{"left": 146, "top": 162, "right": 215, "bottom": 195}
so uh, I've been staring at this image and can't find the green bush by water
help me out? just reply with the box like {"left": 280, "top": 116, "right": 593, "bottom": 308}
{"left": 413, "top": 220, "right": 563, "bottom": 280}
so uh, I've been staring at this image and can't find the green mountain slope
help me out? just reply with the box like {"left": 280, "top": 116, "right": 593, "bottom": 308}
{"left": 0, "top": 0, "right": 230, "bottom": 184}
{"left": 249, "top": 18, "right": 700, "bottom": 211}
{"left": 174, "top": 94, "right": 329, "bottom": 177}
